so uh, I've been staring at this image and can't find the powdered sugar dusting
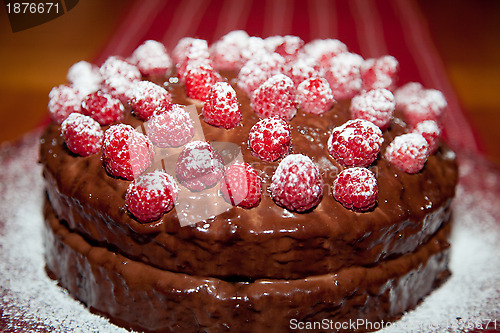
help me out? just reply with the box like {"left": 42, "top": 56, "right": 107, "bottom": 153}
{"left": 129, "top": 40, "right": 172, "bottom": 76}
{"left": 350, "top": 88, "right": 395, "bottom": 130}
{"left": 66, "top": 61, "right": 102, "bottom": 96}
{"left": 325, "top": 52, "right": 364, "bottom": 99}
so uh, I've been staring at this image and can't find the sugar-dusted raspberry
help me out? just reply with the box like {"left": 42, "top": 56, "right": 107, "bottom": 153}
{"left": 173, "top": 37, "right": 197, "bottom": 65}
{"left": 384, "top": 133, "right": 429, "bottom": 173}
{"left": 128, "top": 81, "right": 172, "bottom": 120}
{"left": 237, "top": 52, "right": 285, "bottom": 96}
{"left": 175, "top": 39, "right": 211, "bottom": 82}
{"left": 176, "top": 141, "right": 224, "bottom": 191}
{"left": 66, "top": 61, "right": 102, "bottom": 96}
{"left": 250, "top": 74, "right": 297, "bottom": 120}
{"left": 332, "top": 167, "right": 378, "bottom": 212}
{"left": 184, "top": 63, "right": 222, "bottom": 100}
{"left": 350, "top": 88, "right": 395, "bottom": 131}
{"left": 220, "top": 162, "right": 261, "bottom": 208}
{"left": 270, "top": 154, "right": 323, "bottom": 212}
{"left": 284, "top": 57, "right": 320, "bottom": 87}
{"left": 126, "top": 170, "right": 179, "bottom": 223}
{"left": 81, "top": 90, "right": 124, "bottom": 125}
{"left": 328, "top": 119, "right": 383, "bottom": 168}
{"left": 61, "top": 113, "right": 103, "bottom": 156}
{"left": 129, "top": 40, "right": 172, "bottom": 76}
{"left": 296, "top": 77, "right": 335, "bottom": 115}
{"left": 100, "top": 56, "right": 141, "bottom": 102}
{"left": 325, "top": 52, "right": 364, "bottom": 100}
{"left": 240, "top": 36, "right": 269, "bottom": 66}
{"left": 202, "top": 82, "right": 241, "bottom": 129}
{"left": 48, "top": 84, "right": 83, "bottom": 124}
{"left": 102, "top": 124, "right": 154, "bottom": 180}
{"left": 361, "top": 55, "right": 399, "bottom": 91}
{"left": 248, "top": 117, "right": 292, "bottom": 161}
{"left": 301, "top": 39, "right": 348, "bottom": 68}
{"left": 146, "top": 104, "right": 194, "bottom": 148}
{"left": 267, "top": 35, "right": 304, "bottom": 62}
{"left": 210, "top": 30, "right": 249, "bottom": 70}
{"left": 412, "top": 120, "right": 441, "bottom": 154}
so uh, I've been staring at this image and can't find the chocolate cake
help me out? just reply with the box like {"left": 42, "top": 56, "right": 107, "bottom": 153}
{"left": 40, "top": 33, "right": 458, "bottom": 332}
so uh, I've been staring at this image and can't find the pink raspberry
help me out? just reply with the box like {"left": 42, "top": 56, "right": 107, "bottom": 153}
{"left": 129, "top": 40, "right": 172, "bottom": 76}
{"left": 126, "top": 170, "right": 178, "bottom": 223}
{"left": 270, "top": 154, "right": 323, "bottom": 212}
{"left": 210, "top": 30, "right": 249, "bottom": 71}
{"left": 175, "top": 39, "right": 211, "bottom": 82}
{"left": 176, "top": 141, "right": 224, "bottom": 192}
{"left": 61, "top": 113, "right": 103, "bottom": 156}
{"left": 237, "top": 53, "right": 285, "bottom": 96}
{"left": 384, "top": 133, "right": 429, "bottom": 173}
{"left": 296, "top": 77, "right": 335, "bottom": 115}
{"left": 81, "top": 90, "right": 124, "bottom": 125}
{"left": 250, "top": 74, "right": 297, "bottom": 120}
{"left": 332, "top": 167, "right": 378, "bottom": 212}
{"left": 361, "top": 55, "right": 399, "bottom": 91}
{"left": 202, "top": 82, "right": 241, "bottom": 129}
{"left": 172, "top": 37, "right": 197, "bottom": 66}
{"left": 350, "top": 88, "right": 395, "bottom": 131}
{"left": 48, "top": 84, "right": 83, "bottom": 124}
{"left": 184, "top": 63, "right": 222, "bottom": 100}
{"left": 284, "top": 57, "right": 320, "bottom": 87}
{"left": 268, "top": 35, "right": 304, "bottom": 62}
{"left": 324, "top": 52, "right": 364, "bottom": 100}
{"left": 328, "top": 119, "right": 383, "bottom": 168}
{"left": 220, "top": 162, "right": 261, "bottom": 208}
{"left": 128, "top": 81, "right": 172, "bottom": 120}
{"left": 412, "top": 120, "right": 441, "bottom": 154}
{"left": 248, "top": 117, "right": 292, "bottom": 161}
{"left": 146, "top": 104, "right": 194, "bottom": 148}
{"left": 301, "top": 39, "right": 348, "bottom": 69}
{"left": 66, "top": 61, "right": 102, "bottom": 96}
{"left": 102, "top": 124, "right": 154, "bottom": 180}
{"left": 100, "top": 56, "right": 141, "bottom": 102}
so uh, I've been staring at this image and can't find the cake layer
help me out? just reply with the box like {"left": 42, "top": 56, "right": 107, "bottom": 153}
{"left": 40, "top": 75, "right": 458, "bottom": 280}
{"left": 43, "top": 198, "right": 451, "bottom": 333}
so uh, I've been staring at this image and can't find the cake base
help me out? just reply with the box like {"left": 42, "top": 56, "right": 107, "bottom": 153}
{"left": 43, "top": 198, "right": 451, "bottom": 333}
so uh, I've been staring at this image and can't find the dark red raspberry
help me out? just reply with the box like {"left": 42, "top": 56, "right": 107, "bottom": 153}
{"left": 301, "top": 39, "right": 348, "bottom": 69}
{"left": 128, "top": 81, "right": 172, "bottom": 121}
{"left": 61, "top": 113, "right": 103, "bottom": 156}
{"left": 324, "top": 52, "right": 364, "bottom": 100}
{"left": 237, "top": 53, "right": 285, "bottom": 96}
{"left": 328, "top": 119, "right": 383, "bottom": 168}
{"left": 126, "top": 170, "right": 178, "bottom": 223}
{"left": 220, "top": 162, "right": 261, "bottom": 208}
{"left": 270, "top": 154, "right": 323, "bottom": 212}
{"left": 48, "top": 84, "right": 83, "bottom": 124}
{"left": 350, "top": 88, "right": 395, "bottom": 131}
{"left": 202, "top": 82, "right": 241, "bottom": 129}
{"left": 384, "top": 133, "right": 429, "bottom": 173}
{"left": 129, "top": 40, "right": 172, "bottom": 76}
{"left": 81, "top": 90, "right": 124, "bottom": 125}
{"left": 250, "top": 74, "right": 297, "bottom": 120}
{"left": 176, "top": 141, "right": 224, "bottom": 191}
{"left": 100, "top": 56, "right": 141, "bottom": 102}
{"left": 296, "top": 77, "right": 335, "bottom": 115}
{"left": 248, "top": 117, "right": 292, "bottom": 161}
{"left": 210, "top": 30, "right": 249, "bottom": 71}
{"left": 361, "top": 55, "right": 399, "bottom": 91}
{"left": 412, "top": 120, "right": 441, "bottom": 154}
{"left": 184, "top": 63, "right": 222, "bottom": 100}
{"left": 102, "top": 124, "right": 154, "bottom": 180}
{"left": 332, "top": 167, "right": 378, "bottom": 212}
{"left": 146, "top": 104, "right": 194, "bottom": 148}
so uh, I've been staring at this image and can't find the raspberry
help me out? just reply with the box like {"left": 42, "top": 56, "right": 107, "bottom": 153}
{"left": 240, "top": 36, "right": 268, "bottom": 65}
{"left": 126, "top": 170, "right": 178, "bottom": 223}
{"left": 81, "top": 90, "right": 124, "bottom": 125}
{"left": 237, "top": 52, "right": 285, "bottom": 96}
{"left": 173, "top": 37, "right": 197, "bottom": 65}
{"left": 332, "top": 167, "right": 378, "bottom": 212}
{"left": 296, "top": 77, "right": 335, "bottom": 115}
{"left": 173, "top": 38, "right": 209, "bottom": 69}
{"left": 202, "top": 82, "right": 241, "bottom": 129}
{"left": 210, "top": 30, "right": 249, "bottom": 70}
{"left": 412, "top": 120, "right": 441, "bottom": 154}
{"left": 284, "top": 57, "right": 320, "bottom": 87}
{"left": 248, "top": 117, "right": 292, "bottom": 161}
{"left": 220, "top": 162, "right": 261, "bottom": 208}
{"left": 61, "top": 113, "right": 103, "bottom": 156}
{"left": 270, "top": 154, "right": 323, "bottom": 212}
{"left": 250, "top": 74, "right": 296, "bottom": 120}
{"left": 66, "top": 61, "right": 102, "bottom": 96}
{"left": 102, "top": 124, "right": 154, "bottom": 180}
{"left": 328, "top": 119, "right": 383, "bottom": 168}
{"left": 48, "top": 84, "right": 83, "bottom": 124}
{"left": 361, "top": 55, "right": 399, "bottom": 91}
{"left": 128, "top": 81, "right": 172, "bottom": 120}
{"left": 384, "top": 133, "right": 429, "bottom": 173}
{"left": 100, "top": 56, "right": 141, "bottom": 102}
{"left": 184, "top": 63, "right": 222, "bottom": 100}
{"left": 175, "top": 141, "right": 224, "bottom": 191}
{"left": 129, "top": 40, "right": 172, "bottom": 76}
{"left": 267, "top": 35, "right": 304, "bottom": 62}
{"left": 324, "top": 52, "right": 364, "bottom": 100}
{"left": 175, "top": 39, "right": 211, "bottom": 82}
{"left": 146, "top": 104, "right": 194, "bottom": 148}
{"left": 301, "top": 39, "right": 348, "bottom": 69}
{"left": 350, "top": 88, "right": 395, "bottom": 131}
